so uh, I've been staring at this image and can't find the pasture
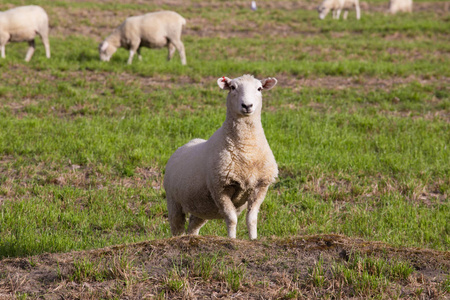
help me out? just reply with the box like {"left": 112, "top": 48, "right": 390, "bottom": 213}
{"left": 0, "top": 0, "right": 449, "bottom": 298}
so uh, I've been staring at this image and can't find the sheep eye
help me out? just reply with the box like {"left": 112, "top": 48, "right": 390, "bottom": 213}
{"left": 258, "top": 87, "right": 262, "bottom": 91}
{"left": 231, "top": 86, "right": 236, "bottom": 90}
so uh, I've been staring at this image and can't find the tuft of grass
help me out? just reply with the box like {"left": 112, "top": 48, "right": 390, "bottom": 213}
{"left": 307, "top": 256, "right": 326, "bottom": 287}
{"left": 225, "top": 264, "right": 247, "bottom": 292}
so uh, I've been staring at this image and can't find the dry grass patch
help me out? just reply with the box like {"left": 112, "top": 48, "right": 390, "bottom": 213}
{"left": 0, "top": 235, "right": 448, "bottom": 299}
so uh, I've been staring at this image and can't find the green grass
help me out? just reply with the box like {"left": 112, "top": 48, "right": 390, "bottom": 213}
{"left": 0, "top": 0, "right": 449, "bottom": 260}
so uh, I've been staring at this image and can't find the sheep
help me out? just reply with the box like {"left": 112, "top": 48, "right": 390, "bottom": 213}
{"left": 99, "top": 10, "right": 186, "bottom": 65}
{"left": 389, "top": 0, "right": 413, "bottom": 14}
{"left": 0, "top": 5, "right": 50, "bottom": 62}
{"left": 317, "top": 0, "right": 361, "bottom": 20}
{"left": 164, "top": 75, "right": 278, "bottom": 240}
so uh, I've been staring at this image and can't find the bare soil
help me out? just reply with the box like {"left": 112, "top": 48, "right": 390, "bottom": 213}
{"left": 0, "top": 235, "right": 448, "bottom": 299}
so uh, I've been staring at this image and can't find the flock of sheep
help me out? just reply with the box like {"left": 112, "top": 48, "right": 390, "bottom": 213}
{"left": 318, "top": 0, "right": 412, "bottom": 20}
{"left": 1, "top": 0, "right": 413, "bottom": 63}
{"left": 1, "top": 1, "right": 413, "bottom": 240}
{"left": 0, "top": 6, "right": 187, "bottom": 64}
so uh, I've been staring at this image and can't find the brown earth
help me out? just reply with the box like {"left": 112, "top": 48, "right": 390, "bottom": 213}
{"left": 0, "top": 235, "right": 449, "bottom": 299}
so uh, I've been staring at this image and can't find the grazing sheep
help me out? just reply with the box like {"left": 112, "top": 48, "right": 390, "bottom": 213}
{"left": 99, "top": 10, "right": 186, "bottom": 65}
{"left": 318, "top": 0, "right": 361, "bottom": 20}
{"left": 164, "top": 75, "right": 278, "bottom": 240}
{"left": 0, "top": 5, "right": 51, "bottom": 61}
{"left": 389, "top": 0, "right": 413, "bottom": 14}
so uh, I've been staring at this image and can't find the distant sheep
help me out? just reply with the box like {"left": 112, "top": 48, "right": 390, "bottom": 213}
{"left": 99, "top": 10, "right": 186, "bottom": 65}
{"left": 0, "top": 5, "right": 51, "bottom": 61}
{"left": 164, "top": 75, "right": 278, "bottom": 240}
{"left": 318, "top": 0, "right": 361, "bottom": 20}
{"left": 389, "top": 0, "right": 413, "bottom": 14}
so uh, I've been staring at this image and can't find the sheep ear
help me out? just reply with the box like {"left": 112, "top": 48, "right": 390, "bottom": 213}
{"left": 261, "top": 78, "right": 277, "bottom": 91}
{"left": 217, "top": 77, "right": 232, "bottom": 90}
{"left": 100, "top": 41, "right": 109, "bottom": 52}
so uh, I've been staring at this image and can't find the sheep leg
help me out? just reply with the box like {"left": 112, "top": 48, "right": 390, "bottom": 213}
{"left": 332, "top": 10, "right": 337, "bottom": 19}
{"left": 137, "top": 47, "right": 142, "bottom": 61}
{"left": 25, "top": 39, "right": 35, "bottom": 62}
{"left": 170, "top": 39, "right": 187, "bottom": 65}
{"left": 187, "top": 215, "right": 208, "bottom": 235}
{"left": 0, "top": 33, "right": 7, "bottom": 58}
{"left": 127, "top": 50, "right": 136, "bottom": 65}
{"left": 343, "top": 10, "right": 349, "bottom": 20}
{"left": 127, "top": 41, "right": 140, "bottom": 65}
{"left": 167, "top": 42, "right": 176, "bottom": 61}
{"left": 355, "top": 5, "right": 361, "bottom": 19}
{"left": 246, "top": 185, "right": 270, "bottom": 240}
{"left": 167, "top": 200, "right": 186, "bottom": 236}
{"left": 335, "top": 9, "right": 342, "bottom": 19}
{"left": 43, "top": 37, "right": 51, "bottom": 58}
{"left": 214, "top": 187, "right": 238, "bottom": 238}
{"left": 39, "top": 28, "right": 51, "bottom": 58}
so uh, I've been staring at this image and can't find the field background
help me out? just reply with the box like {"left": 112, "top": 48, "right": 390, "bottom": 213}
{"left": 0, "top": 0, "right": 449, "bottom": 298}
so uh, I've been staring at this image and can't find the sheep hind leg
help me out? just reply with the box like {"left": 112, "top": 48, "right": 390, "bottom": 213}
{"left": 170, "top": 39, "right": 187, "bottom": 65}
{"left": 25, "top": 39, "right": 35, "bottom": 62}
{"left": 38, "top": 29, "right": 51, "bottom": 58}
{"left": 187, "top": 215, "right": 208, "bottom": 235}
{"left": 167, "top": 42, "right": 176, "bottom": 61}
{"left": 0, "top": 44, "right": 5, "bottom": 59}
{"left": 167, "top": 200, "right": 186, "bottom": 236}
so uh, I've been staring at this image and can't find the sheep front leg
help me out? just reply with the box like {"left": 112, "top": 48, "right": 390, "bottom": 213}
{"left": 246, "top": 185, "right": 270, "bottom": 240}
{"left": 127, "top": 41, "right": 140, "bottom": 65}
{"left": 0, "top": 44, "right": 5, "bottom": 59}
{"left": 335, "top": 9, "right": 342, "bottom": 19}
{"left": 25, "top": 39, "right": 35, "bottom": 62}
{"left": 343, "top": 10, "right": 349, "bottom": 20}
{"left": 127, "top": 50, "right": 136, "bottom": 65}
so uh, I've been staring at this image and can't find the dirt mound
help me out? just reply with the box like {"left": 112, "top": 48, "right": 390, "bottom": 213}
{"left": 0, "top": 235, "right": 448, "bottom": 299}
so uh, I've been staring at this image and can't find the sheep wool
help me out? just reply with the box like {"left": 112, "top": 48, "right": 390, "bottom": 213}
{"left": 99, "top": 10, "right": 186, "bottom": 65}
{"left": 317, "top": 0, "right": 361, "bottom": 20}
{"left": 0, "top": 5, "right": 51, "bottom": 61}
{"left": 164, "top": 75, "right": 278, "bottom": 240}
{"left": 389, "top": 0, "right": 413, "bottom": 14}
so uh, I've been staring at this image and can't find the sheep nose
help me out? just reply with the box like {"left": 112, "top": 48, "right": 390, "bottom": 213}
{"left": 242, "top": 104, "right": 253, "bottom": 110}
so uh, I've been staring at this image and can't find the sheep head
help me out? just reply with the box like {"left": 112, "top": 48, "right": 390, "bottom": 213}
{"left": 217, "top": 75, "right": 277, "bottom": 117}
{"left": 317, "top": 0, "right": 331, "bottom": 19}
{"left": 98, "top": 41, "right": 117, "bottom": 62}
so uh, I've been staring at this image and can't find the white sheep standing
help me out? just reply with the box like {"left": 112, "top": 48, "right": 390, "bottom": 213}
{"left": 389, "top": 0, "right": 413, "bottom": 14}
{"left": 0, "top": 5, "right": 51, "bottom": 61}
{"left": 318, "top": 0, "right": 361, "bottom": 20}
{"left": 99, "top": 10, "right": 186, "bottom": 65}
{"left": 164, "top": 75, "right": 278, "bottom": 240}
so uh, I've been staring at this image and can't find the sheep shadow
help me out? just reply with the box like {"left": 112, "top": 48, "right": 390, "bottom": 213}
{"left": 76, "top": 50, "right": 98, "bottom": 63}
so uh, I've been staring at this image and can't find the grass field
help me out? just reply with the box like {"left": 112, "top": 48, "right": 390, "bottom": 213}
{"left": 0, "top": 0, "right": 449, "bottom": 298}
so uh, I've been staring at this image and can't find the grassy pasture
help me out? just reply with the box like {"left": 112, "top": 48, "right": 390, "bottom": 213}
{"left": 0, "top": 0, "right": 449, "bottom": 298}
